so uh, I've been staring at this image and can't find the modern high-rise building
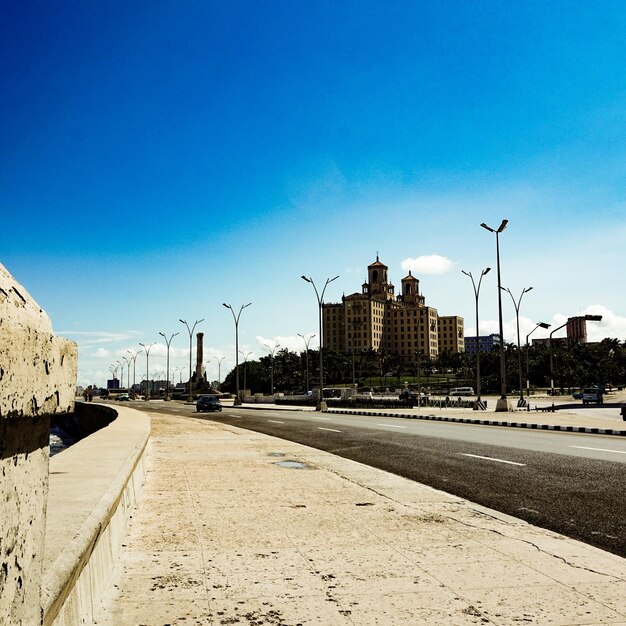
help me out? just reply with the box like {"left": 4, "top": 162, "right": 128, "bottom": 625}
{"left": 323, "top": 256, "right": 464, "bottom": 364}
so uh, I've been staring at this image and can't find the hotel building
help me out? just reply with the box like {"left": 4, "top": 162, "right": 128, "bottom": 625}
{"left": 323, "top": 256, "right": 464, "bottom": 364}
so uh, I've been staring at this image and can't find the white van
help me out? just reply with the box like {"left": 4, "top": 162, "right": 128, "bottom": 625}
{"left": 450, "top": 386, "right": 474, "bottom": 396}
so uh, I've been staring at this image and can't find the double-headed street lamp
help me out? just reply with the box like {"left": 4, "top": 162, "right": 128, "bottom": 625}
{"left": 127, "top": 350, "right": 139, "bottom": 393}
{"left": 216, "top": 356, "right": 225, "bottom": 390}
{"left": 502, "top": 286, "right": 533, "bottom": 407}
{"left": 549, "top": 314, "right": 602, "bottom": 409}
{"left": 480, "top": 219, "right": 510, "bottom": 411}
{"left": 179, "top": 318, "right": 204, "bottom": 402}
{"left": 297, "top": 333, "right": 316, "bottom": 394}
{"left": 159, "top": 331, "right": 180, "bottom": 400}
{"left": 139, "top": 342, "right": 156, "bottom": 400}
{"left": 239, "top": 351, "right": 253, "bottom": 393}
{"left": 263, "top": 343, "right": 280, "bottom": 396}
{"left": 223, "top": 303, "right": 252, "bottom": 405}
{"left": 301, "top": 275, "right": 339, "bottom": 411}
{"left": 461, "top": 267, "right": 491, "bottom": 410}
{"left": 525, "top": 321, "right": 550, "bottom": 404}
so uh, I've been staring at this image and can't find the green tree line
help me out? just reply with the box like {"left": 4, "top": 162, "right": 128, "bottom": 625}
{"left": 220, "top": 338, "right": 626, "bottom": 395}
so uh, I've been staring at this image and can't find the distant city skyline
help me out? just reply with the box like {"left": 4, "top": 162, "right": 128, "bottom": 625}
{"left": 2, "top": 2, "right": 625, "bottom": 386}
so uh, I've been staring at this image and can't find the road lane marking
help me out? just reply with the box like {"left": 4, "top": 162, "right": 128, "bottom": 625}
{"left": 268, "top": 420, "right": 284, "bottom": 424}
{"left": 312, "top": 416, "right": 331, "bottom": 420}
{"left": 570, "top": 446, "right": 626, "bottom": 455}
{"left": 377, "top": 423, "right": 406, "bottom": 429}
{"left": 459, "top": 453, "right": 525, "bottom": 466}
{"left": 318, "top": 427, "right": 342, "bottom": 433}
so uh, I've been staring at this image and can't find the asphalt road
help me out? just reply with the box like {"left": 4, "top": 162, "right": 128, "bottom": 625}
{"left": 144, "top": 401, "right": 626, "bottom": 558}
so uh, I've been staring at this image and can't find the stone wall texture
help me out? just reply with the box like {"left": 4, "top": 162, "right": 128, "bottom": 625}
{"left": 0, "top": 263, "right": 77, "bottom": 626}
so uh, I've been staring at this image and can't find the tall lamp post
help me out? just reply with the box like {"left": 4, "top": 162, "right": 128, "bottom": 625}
{"left": 159, "top": 331, "right": 180, "bottom": 401}
{"left": 525, "top": 321, "right": 550, "bottom": 405}
{"left": 117, "top": 360, "right": 125, "bottom": 391}
{"left": 297, "top": 333, "right": 316, "bottom": 394}
{"left": 502, "top": 286, "right": 533, "bottom": 407}
{"left": 480, "top": 219, "right": 510, "bottom": 411}
{"left": 127, "top": 350, "right": 139, "bottom": 394}
{"left": 139, "top": 342, "right": 156, "bottom": 400}
{"left": 179, "top": 318, "right": 204, "bottom": 402}
{"left": 263, "top": 343, "right": 280, "bottom": 396}
{"left": 239, "top": 351, "right": 252, "bottom": 393}
{"left": 123, "top": 357, "right": 130, "bottom": 390}
{"left": 461, "top": 267, "right": 491, "bottom": 410}
{"left": 223, "top": 303, "right": 252, "bottom": 405}
{"left": 549, "top": 314, "right": 602, "bottom": 410}
{"left": 216, "top": 356, "right": 225, "bottom": 390}
{"left": 301, "top": 274, "right": 339, "bottom": 411}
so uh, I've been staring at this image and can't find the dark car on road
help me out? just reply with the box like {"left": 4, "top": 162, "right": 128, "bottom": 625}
{"left": 196, "top": 395, "right": 222, "bottom": 412}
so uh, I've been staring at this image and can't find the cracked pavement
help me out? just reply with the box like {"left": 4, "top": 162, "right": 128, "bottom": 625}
{"left": 94, "top": 409, "right": 626, "bottom": 625}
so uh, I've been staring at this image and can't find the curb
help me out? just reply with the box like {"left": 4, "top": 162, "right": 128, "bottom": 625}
{"left": 326, "top": 409, "right": 626, "bottom": 436}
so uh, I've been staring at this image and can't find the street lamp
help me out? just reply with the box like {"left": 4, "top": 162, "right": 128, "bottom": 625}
{"left": 117, "top": 360, "right": 125, "bottom": 391}
{"left": 216, "top": 356, "right": 225, "bottom": 390}
{"left": 263, "top": 343, "right": 280, "bottom": 396}
{"left": 123, "top": 356, "right": 130, "bottom": 390}
{"left": 297, "top": 333, "right": 316, "bottom": 394}
{"left": 461, "top": 267, "right": 491, "bottom": 410}
{"left": 301, "top": 274, "right": 339, "bottom": 410}
{"left": 139, "top": 342, "right": 156, "bottom": 400}
{"left": 502, "top": 286, "right": 533, "bottom": 407}
{"left": 223, "top": 303, "right": 252, "bottom": 405}
{"left": 179, "top": 318, "right": 204, "bottom": 402}
{"left": 549, "top": 314, "right": 602, "bottom": 409}
{"left": 525, "top": 321, "right": 550, "bottom": 405}
{"left": 159, "top": 331, "right": 180, "bottom": 401}
{"left": 127, "top": 350, "right": 139, "bottom": 393}
{"left": 480, "top": 219, "right": 510, "bottom": 411}
{"left": 179, "top": 366, "right": 186, "bottom": 384}
{"left": 239, "top": 351, "right": 252, "bottom": 393}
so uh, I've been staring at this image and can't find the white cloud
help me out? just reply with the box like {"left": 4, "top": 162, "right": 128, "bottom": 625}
{"left": 401, "top": 255, "right": 454, "bottom": 275}
{"left": 90, "top": 347, "right": 112, "bottom": 358}
{"left": 467, "top": 306, "right": 626, "bottom": 344}
{"left": 256, "top": 334, "right": 319, "bottom": 353}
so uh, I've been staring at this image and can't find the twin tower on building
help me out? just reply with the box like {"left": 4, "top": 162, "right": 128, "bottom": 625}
{"left": 323, "top": 256, "right": 465, "bottom": 363}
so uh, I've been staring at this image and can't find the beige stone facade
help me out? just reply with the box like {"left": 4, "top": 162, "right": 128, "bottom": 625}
{"left": 323, "top": 256, "right": 464, "bottom": 364}
{"left": 438, "top": 315, "right": 465, "bottom": 354}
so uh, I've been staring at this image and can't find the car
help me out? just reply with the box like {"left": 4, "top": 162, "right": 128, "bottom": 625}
{"left": 581, "top": 388, "right": 603, "bottom": 405}
{"left": 572, "top": 390, "right": 583, "bottom": 400}
{"left": 196, "top": 395, "right": 222, "bottom": 412}
{"left": 115, "top": 394, "right": 130, "bottom": 401}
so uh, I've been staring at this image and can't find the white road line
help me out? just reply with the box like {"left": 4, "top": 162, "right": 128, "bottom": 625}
{"left": 377, "top": 423, "right": 406, "bottom": 429}
{"left": 318, "top": 427, "right": 342, "bottom": 433}
{"left": 459, "top": 453, "right": 526, "bottom": 466}
{"left": 312, "top": 416, "right": 331, "bottom": 420}
{"left": 570, "top": 446, "right": 626, "bottom": 455}
{"left": 268, "top": 420, "right": 284, "bottom": 424}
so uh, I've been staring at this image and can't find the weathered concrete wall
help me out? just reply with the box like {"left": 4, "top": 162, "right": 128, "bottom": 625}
{"left": 42, "top": 405, "right": 149, "bottom": 626}
{"left": 0, "top": 263, "right": 77, "bottom": 626}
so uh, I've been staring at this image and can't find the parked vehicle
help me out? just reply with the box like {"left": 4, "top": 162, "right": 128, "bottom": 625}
{"left": 115, "top": 394, "right": 130, "bottom": 401}
{"left": 581, "top": 388, "right": 603, "bottom": 405}
{"left": 450, "top": 386, "right": 474, "bottom": 396}
{"left": 196, "top": 395, "right": 222, "bottom": 412}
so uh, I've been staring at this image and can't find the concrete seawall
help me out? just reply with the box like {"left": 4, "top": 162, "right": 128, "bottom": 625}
{"left": 41, "top": 404, "right": 150, "bottom": 626}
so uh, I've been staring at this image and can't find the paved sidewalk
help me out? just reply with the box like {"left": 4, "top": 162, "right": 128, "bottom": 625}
{"left": 94, "top": 409, "right": 626, "bottom": 625}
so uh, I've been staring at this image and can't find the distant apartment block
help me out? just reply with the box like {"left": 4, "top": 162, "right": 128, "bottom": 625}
{"left": 464, "top": 333, "right": 501, "bottom": 353}
{"left": 323, "top": 255, "right": 464, "bottom": 363}
{"left": 567, "top": 316, "right": 588, "bottom": 344}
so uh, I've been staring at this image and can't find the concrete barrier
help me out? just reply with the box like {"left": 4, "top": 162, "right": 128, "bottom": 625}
{"left": 41, "top": 404, "right": 150, "bottom": 626}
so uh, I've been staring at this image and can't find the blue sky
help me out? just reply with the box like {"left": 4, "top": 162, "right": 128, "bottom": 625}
{"left": 2, "top": 1, "right": 626, "bottom": 387}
